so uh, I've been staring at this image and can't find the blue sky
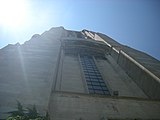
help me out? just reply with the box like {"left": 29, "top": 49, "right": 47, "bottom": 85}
{"left": 0, "top": 0, "right": 160, "bottom": 60}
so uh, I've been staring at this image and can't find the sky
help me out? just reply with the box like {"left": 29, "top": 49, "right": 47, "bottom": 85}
{"left": 0, "top": 0, "right": 160, "bottom": 60}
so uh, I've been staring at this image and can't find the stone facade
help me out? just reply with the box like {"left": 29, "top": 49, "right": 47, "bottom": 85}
{"left": 0, "top": 27, "right": 160, "bottom": 119}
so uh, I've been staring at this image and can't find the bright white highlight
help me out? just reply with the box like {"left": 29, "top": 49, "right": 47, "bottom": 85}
{"left": 0, "top": 0, "right": 28, "bottom": 28}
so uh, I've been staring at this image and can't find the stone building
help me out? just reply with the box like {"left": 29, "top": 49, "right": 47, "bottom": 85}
{"left": 0, "top": 27, "right": 160, "bottom": 120}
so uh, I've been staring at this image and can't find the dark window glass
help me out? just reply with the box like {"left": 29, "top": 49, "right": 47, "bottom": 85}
{"left": 104, "top": 90, "right": 110, "bottom": 95}
{"left": 94, "top": 90, "right": 104, "bottom": 94}
{"left": 87, "top": 81, "right": 92, "bottom": 85}
{"left": 89, "top": 89, "right": 94, "bottom": 94}
{"left": 88, "top": 85, "right": 93, "bottom": 89}
{"left": 102, "top": 87, "right": 108, "bottom": 90}
{"left": 100, "top": 83, "right": 106, "bottom": 86}
{"left": 80, "top": 55, "right": 110, "bottom": 96}
{"left": 91, "top": 82, "right": 100, "bottom": 86}
{"left": 93, "top": 85, "right": 102, "bottom": 90}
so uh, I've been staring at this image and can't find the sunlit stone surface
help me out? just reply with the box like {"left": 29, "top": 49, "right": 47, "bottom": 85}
{"left": 0, "top": 27, "right": 160, "bottom": 119}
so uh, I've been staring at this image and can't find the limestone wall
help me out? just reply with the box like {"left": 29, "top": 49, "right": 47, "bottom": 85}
{"left": 96, "top": 33, "right": 160, "bottom": 100}
{"left": 49, "top": 92, "right": 160, "bottom": 120}
{"left": 0, "top": 27, "right": 63, "bottom": 118}
{"left": 96, "top": 56, "right": 147, "bottom": 98}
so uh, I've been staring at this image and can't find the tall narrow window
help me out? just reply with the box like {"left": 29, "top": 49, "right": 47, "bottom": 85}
{"left": 80, "top": 55, "right": 110, "bottom": 95}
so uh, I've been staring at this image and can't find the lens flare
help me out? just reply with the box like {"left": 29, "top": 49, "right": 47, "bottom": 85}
{"left": 0, "top": 0, "right": 28, "bottom": 28}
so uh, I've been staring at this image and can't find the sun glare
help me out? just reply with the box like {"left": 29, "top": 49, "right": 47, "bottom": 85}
{"left": 0, "top": 0, "right": 28, "bottom": 28}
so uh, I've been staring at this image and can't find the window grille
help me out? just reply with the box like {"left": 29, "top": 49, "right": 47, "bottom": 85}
{"left": 80, "top": 55, "right": 110, "bottom": 95}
